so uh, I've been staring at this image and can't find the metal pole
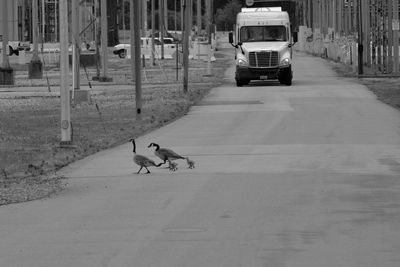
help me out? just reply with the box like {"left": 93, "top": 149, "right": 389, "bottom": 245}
{"left": 72, "top": 0, "right": 81, "bottom": 91}
{"left": 151, "top": 0, "right": 156, "bottom": 65}
{"left": 59, "top": 0, "right": 71, "bottom": 144}
{"left": 394, "top": 0, "right": 399, "bottom": 73}
{"left": 100, "top": 0, "right": 109, "bottom": 79}
{"left": 143, "top": 0, "right": 148, "bottom": 37}
{"left": 122, "top": 0, "right": 125, "bottom": 42}
{"left": 42, "top": 0, "right": 45, "bottom": 42}
{"left": 358, "top": 0, "right": 363, "bottom": 74}
{"left": 338, "top": 0, "right": 342, "bottom": 33}
{"left": 55, "top": 0, "right": 58, "bottom": 42}
{"left": 363, "top": 0, "right": 370, "bottom": 67}
{"left": 163, "top": 0, "right": 169, "bottom": 33}
{"left": 164, "top": 0, "right": 168, "bottom": 32}
{"left": 134, "top": 0, "right": 142, "bottom": 119}
{"left": 28, "top": 0, "right": 43, "bottom": 79}
{"left": 1, "top": 0, "right": 10, "bottom": 68}
{"left": 183, "top": 0, "right": 190, "bottom": 93}
{"left": 197, "top": 0, "right": 201, "bottom": 34}
{"left": 332, "top": 0, "right": 336, "bottom": 31}
{"left": 31, "top": 0, "right": 39, "bottom": 61}
{"left": 130, "top": 0, "right": 135, "bottom": 80}
{"left": 181, "top": 0, "right": 184, "bottom": 35}
{"left": 205, "top": 0, "right": 211, "bottom": 75}
{"left": 174, "top": 0, "right": 177, "bottom": 34}
{"left": 160, "top": 0, "right": 165, "bottom": 59}
{"left": 389, "top": 0, "right": 394, "bottom": 73}
{"left": 176, "top": 41, "right": 179, "bottom": 80}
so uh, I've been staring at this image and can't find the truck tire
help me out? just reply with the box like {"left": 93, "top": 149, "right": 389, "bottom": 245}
{"left": 279, "top": 67, "right": 292, "bottom": 86}
{"left": 236, "top": 79, "right": 250, "bottom": 87}
{"left": 284, "top": 78, "right": 292, "bottom": 86}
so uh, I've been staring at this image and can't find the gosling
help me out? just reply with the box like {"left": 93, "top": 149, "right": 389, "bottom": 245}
{"left": 186, "top": 157, "right": 195, "bottom": 169}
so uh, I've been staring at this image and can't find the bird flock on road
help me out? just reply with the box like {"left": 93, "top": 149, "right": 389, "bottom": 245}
{"left": 129, "top": 138, "right": 195, "bottom": 174}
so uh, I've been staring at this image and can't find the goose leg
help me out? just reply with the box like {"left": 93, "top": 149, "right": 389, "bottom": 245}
{"left": 137, "top": 166, "right": 143, "bottom": 174}
{"left": 145, "top": 167, "right": 151, "bottom": 174}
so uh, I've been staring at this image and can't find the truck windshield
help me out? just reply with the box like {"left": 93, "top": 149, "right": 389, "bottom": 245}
{"left": 240, "top": 26, "right": 287, "bottom": 42}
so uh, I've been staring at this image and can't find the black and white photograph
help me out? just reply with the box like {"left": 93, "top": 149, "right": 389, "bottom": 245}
{"left": 1, "top": 0, "right": 400, "bottom": 266}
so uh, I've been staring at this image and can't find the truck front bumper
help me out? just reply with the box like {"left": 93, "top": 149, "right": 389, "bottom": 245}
{"left": 235, "top": 66, "right": 291, "bottom": 81}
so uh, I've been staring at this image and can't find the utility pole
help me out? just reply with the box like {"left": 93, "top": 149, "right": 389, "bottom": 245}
{"left": 389, "top": 0, "right": 394, "bottom": 73}
{"left": 160, "top": 0, "right": 165, "bottom": 59}
{"left": 363, "top": 0, "right": 370, "bottom": 67}
{"left": 206, "top": 0, "right": 211, "bottom": 38}
{"left": 197, "top": 0, "right": 201, "bottom": 35}
{"left": 394, "top": 0, "right": 400, "bottom": 74}
{"left": 1, "top": 0, "right": 10, "bottom": 69}
{"left": 164, "top": 0, "right": 168, "bottom": 34}
{"left": 122, "top": 0, "right": 125, "bottom": 42}
{"left": 59, "top": 0, "right": 71, "bottom": 145}
{"left": 151, "top": 0, "right": 156, "bottom": 65}
{"left": 42, "top": 0, "right": 45, "bottom": 42}
{"left": 28, "top": 0, "right": 43, "bottom": 79}
{"left": 32, "top": 0, "right": 39, "bottom": 61}
{"left": 337, "top": 0, "right": 342, "bottom": 33}
{"left": 99, "top": 0, "right": 112, "bottom": 81}
{"left": 205, "top": 0, "right": 212, "bottom": 76}
{"left": 0, "top": 0, "right": 14, "bottom": 85}
{"left": 183, "top": 0, "right": 191, "bottom": 93}
{"left": 358, "top": 0, "right": 363, "bottom": 74}
{"left": 72, "top": 0, "right": 81, "bottom": 91}
{"left": 134, "top": 0, "right": 142, "bottom": 119}
{"left": 174, "top": 0, "right": 177, "bottom": 33}
{"left": 130, "top": 0, "right": 135, "bottom": 81}
{"left": 143, "top": 0, "right": 148, "bottom": 37}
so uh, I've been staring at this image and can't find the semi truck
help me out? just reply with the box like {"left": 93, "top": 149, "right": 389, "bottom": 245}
{"left": 229, "top": 7, "right": 297, "bottom": 86}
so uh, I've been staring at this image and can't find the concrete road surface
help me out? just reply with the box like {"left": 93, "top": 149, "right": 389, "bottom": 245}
{"left": 1, "top": 49, "right": 400, "bottom": 267}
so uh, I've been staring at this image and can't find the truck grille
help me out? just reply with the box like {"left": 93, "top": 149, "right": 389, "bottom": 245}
{"left": 248, "top": 51, "right": 279, "bottom": 67}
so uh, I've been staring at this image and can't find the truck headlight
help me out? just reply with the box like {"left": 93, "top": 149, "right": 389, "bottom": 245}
{"left": 236, "top": 56, "right": 248, "bottom": 67}
{"left": 280, "top": 58, "right": 291, "bottom": 67}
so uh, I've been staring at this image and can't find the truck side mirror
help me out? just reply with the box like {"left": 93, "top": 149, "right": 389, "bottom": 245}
{"left": 292, "top": 32, "right": 298, "bottom": 43}
{"left": 229, "top": 32, "right": 234, "bottom": 44}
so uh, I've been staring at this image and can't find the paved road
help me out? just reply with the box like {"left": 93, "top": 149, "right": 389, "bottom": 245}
{"left": 1, "top": 49, "right": 400, "bottom": 267}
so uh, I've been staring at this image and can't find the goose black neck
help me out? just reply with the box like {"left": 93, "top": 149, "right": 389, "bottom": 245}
{"left": 153, "top": 143, "right": 160, "bottom": 151}
{"left": 131, "top": 140, "right": 136, "bottom": 153}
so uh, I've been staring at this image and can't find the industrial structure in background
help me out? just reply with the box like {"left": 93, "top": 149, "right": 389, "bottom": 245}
{"left": 0, "top": 0, "right": 118, "bottom": 46}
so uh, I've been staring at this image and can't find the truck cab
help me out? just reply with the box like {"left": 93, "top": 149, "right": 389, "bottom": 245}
{"left": 229, "top": 8, "right": 297, "bottom": 86}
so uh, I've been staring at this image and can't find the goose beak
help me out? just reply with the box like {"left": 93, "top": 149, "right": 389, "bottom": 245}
{"left": 147, "top": 143, "right": 152, "bottom": 148}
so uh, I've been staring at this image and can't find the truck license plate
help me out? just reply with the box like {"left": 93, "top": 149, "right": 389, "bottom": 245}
{"left": 260, "top": 75, "right": 268, "bottom": 80}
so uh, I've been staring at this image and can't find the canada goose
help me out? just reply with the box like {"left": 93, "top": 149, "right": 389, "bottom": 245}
{"left": 129, "top": 139, "right": 162, "bottom": 174}
{"left": 148, "top": 143, "right": 185, "bottom": 163}
{"left": 148, "top": 142, "right": 194, "bottom": 170}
